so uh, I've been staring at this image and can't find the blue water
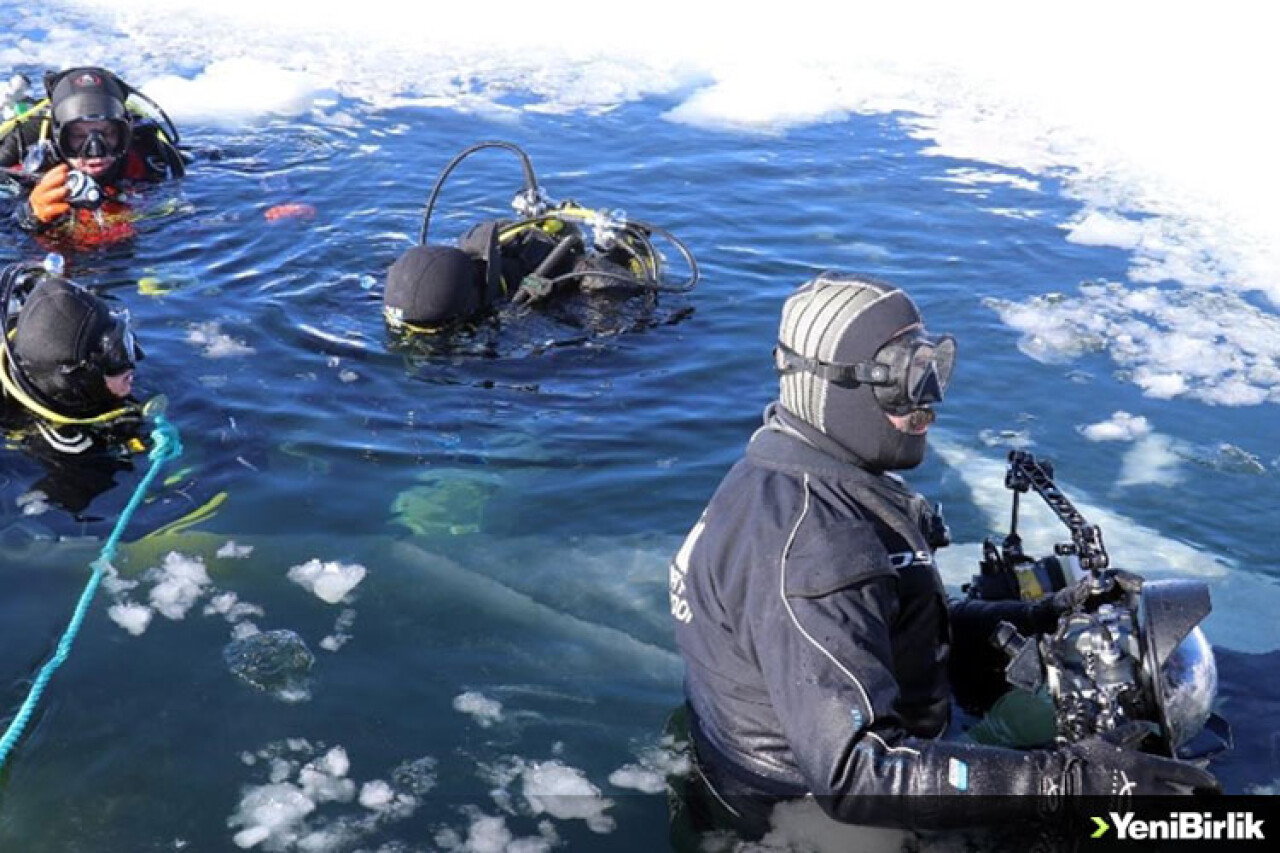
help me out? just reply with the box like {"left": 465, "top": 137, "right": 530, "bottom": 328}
{"left": 2, "top": 44, "right": 1279, "bottom": 853}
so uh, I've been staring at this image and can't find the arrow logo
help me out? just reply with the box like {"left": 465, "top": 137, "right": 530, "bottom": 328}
{"left": 1091, "top": 816, "right": 1110, "bottom": 838}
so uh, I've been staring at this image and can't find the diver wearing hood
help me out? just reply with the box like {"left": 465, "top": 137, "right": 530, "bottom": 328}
{"left": 0, "top": 66, "right": 186, "bottom": 237}
{"left": 384, "top": 141, "right": 697, "bottom": 334}
{"left": 669, "top": 272, "right": 1218, "bottom": 837}
{"left": 1, "top": 259, "right": 144, "bottom": 456}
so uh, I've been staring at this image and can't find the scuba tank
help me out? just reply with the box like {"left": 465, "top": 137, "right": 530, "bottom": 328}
{"left": 418, "top": 141, "right": 700, "bottom": 306}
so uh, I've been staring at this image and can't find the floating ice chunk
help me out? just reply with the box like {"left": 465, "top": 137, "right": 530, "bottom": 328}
{"left": 149, "top": 552, "right": 212, "bottom": 620}
{"left": 232, "top": 621, "right": 262, "bottom": 640}
{"left": 101, "top": 564, "right": 138, "bottom": 596}
{"left": 437, "top": 811, "right": 557, "bottom": 853}
{"left": 1080, "top": 411, "right": 1152, "bottom": 442}
{"left": 606, "top": 766, "right": 665, "bottom": 794}
{"left": 1118, "top": 435, "right": 1184, "bottom": 488}
{"left": 987, "top": 282, "right": 1280, "bottom": 406}
{"left": 287, "top": 559, "right": 367, "bottom": 604}
{"left": 521, "top": 760, "right": 615, "bottom": 833}
{"left": 17, "top": 490, "right": 50, "bottom": 516}
{"left": 1132, "top": 369, "right": 1187, "bottom": 399}
{"left": 144, "top": 58, "right": 322, "bottom": 124}
{"left": 269, "top": 758, "right": 295, "bottom": 784}
{"left": 205, "top": 591, "right": 239, "bottom": 615}
{"left": 218, "top": 540, "right": 255, "bottom": 559}
{"left": 978, "top": 428, "right": 1033, "bottom": 449}
{"left": 227, "top": 783, "right": 315, "bottom": 850}
{"left": 224, "top": 629, "right": 315, "bottom": 701}
{"left": 231, "top": 825, "right": 270, "bottom": 849}
{"left": 298, "top": 747, "right": 356, "bottom": 804}
{"left": 108, "top": 602, "right": 153, "bottom": 636}
{"left": 1065, "top": 210, "right": 1145, "bottom": 250}
{"left": 463, "top": 815, "right": 512, "bottom": 853}
{"left": 204, "top": 591, "right": 266, "bottom": 623}
{"left": 1199, "top": 443, "right": 1268, "bottom": 475}
{"left": 608, "top": 738, "right": 690, "bottom": 794}
{"left": 453, "top": 691, "right": 503, "bottom": 727}
{"left": 358, "top": 780, "right": 393, "bottom": 810}
{"left": 391, "top": 756, "right": 438, "bottom": 796}
{"left": 188, "top": 321, "right": 255, "bottom": 358}
{"left": 319, "top": 608, "right": 357, "bottom": 652}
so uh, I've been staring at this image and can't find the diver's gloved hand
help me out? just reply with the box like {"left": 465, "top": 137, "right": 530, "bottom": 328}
{"left": 30, "top": 164, "right": 71, "bottom": 223}
{"left": 1055, "top": 723, "right": 1221, "bottom": 798}
{"left": 1030, "top": 568, "right": 1147, "bottom": 632}
{"left": 1024, "top": 580, "right": 1088, "bottom": 633}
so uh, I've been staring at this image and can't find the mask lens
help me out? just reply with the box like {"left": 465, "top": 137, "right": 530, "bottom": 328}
{"left": 906, "top": 335, "right": 956, "bottom": 406}
{"left": 933, "top": 336, "right": 956, "bottom": 390}
{"left": 98, "top": 312, "right": 139, "bottom": 374}
{"left": 60, "top": 119, "right": 128, "bottom": 158}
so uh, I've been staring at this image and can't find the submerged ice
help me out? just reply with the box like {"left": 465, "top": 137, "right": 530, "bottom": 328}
{"left": 224, "top": 629, "right": 315, "bottom": 702}
{"left": 229, "top": 740, "right": 435, "bottom": 851}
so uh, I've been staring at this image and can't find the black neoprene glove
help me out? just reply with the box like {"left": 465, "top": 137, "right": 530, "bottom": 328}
{"left": 1055, "top": 723, "right": 1220, "bottom": 798}
{"left": 1030, "top": 568, "right": 1147, "bottom": 633}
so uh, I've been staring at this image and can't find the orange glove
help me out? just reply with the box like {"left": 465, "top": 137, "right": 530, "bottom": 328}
{"left": 29, "top": 164, "right": 71, "bottom": 223}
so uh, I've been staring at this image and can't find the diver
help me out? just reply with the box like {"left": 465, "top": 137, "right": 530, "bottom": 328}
{"left": 0, "top": 258, "right": 146, "bottom": 516}
{"left": 668, "top": 272, "right": 1219, "bottom": 838}
{"left": 0, "top": 66, "right": 186, "bottom": 241}
{"left": 383, "top": 141, "right": 697, "bottom": 333}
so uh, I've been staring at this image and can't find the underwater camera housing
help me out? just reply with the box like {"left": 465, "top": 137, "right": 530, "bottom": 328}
{"left": 966, "top": 451, "right": 1229, "bottom": 759}
{"left": 65, "top": 168, "right": 104, "bottom": 209}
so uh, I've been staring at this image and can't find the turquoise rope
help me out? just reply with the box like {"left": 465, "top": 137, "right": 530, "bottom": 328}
{"left": 0, "top": 412, "right": 183, "bottom": 770}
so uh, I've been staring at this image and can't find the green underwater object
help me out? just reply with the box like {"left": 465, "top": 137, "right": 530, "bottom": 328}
{"left": 137, "top": 266, "right": 200, "bottom": 297}
{"left": 137, "top": 276, "right": 172, "bottom": 296}
{"left": 389, "top": 469, "right": 501, "bottom": 536}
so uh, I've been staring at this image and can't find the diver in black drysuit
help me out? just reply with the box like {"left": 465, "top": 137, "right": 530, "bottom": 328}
{"left": 384, "top": 217, "right": 659, "bottom": 332}
{"left": 384, "top": 141, "right": 697, "bottom": 334}
{"left": 0, "top": 260, "right": 146, "bottom": 518}
{"left": 669, "top": 272, "right": 1218, "bottom": 835}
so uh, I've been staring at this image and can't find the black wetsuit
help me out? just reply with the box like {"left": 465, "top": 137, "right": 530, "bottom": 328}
{"left": 672, "top": 405, "right": 1065, "bottom": 831}
{"left": 0, "top": 392, "right": 146, "bottom": 517}
{"left": 459, "top": 217, "right": 652, "bottom": 306}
